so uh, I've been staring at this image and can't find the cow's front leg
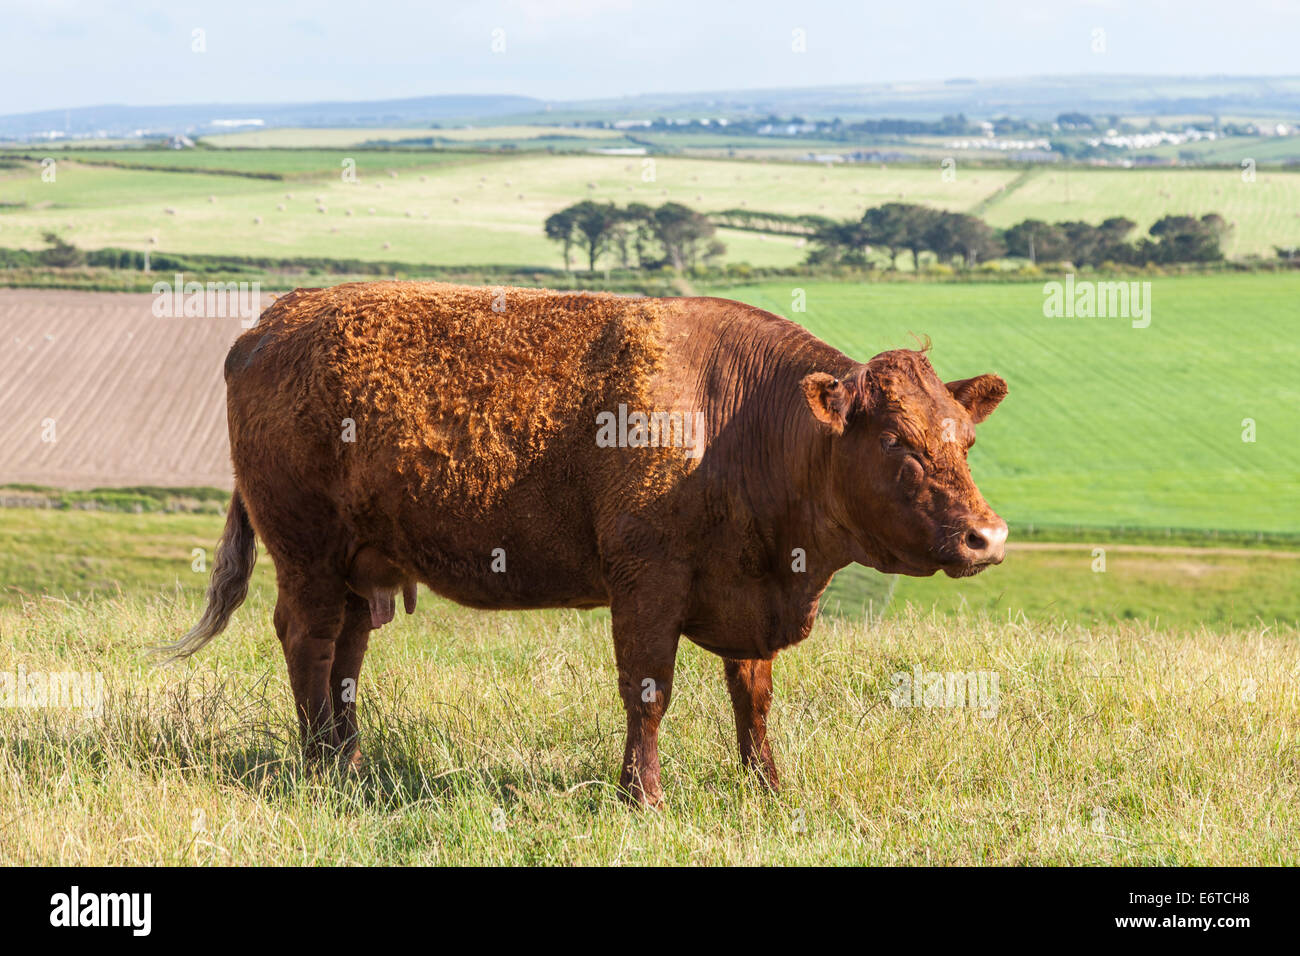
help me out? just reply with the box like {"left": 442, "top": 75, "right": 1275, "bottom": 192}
{"left": 610, "top": 589, "right": 682, "bottom": 808}
{"left": 724, "top": 657, "right": 779, "bottom": 791}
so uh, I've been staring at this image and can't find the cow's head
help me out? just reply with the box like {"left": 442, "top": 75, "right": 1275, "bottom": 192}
{"left": 802, "top": 349, "right": 1008, "bottom": 578}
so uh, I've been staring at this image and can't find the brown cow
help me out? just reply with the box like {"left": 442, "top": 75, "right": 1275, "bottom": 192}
{"left": 163, "top": 281, "right": 1007, "bottom": 806}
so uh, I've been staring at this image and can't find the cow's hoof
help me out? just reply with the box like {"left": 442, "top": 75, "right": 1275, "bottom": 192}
{"left": 748, "top": 762, "right": 780, "bottom": 794}
{"left": 624, "top": 791, "right": 665, "bottom": 810}
{"left": 618, "top": 778, "right": 665, "bottom": 810}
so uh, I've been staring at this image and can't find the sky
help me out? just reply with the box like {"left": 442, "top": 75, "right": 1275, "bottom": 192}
{"left": 3, "top": 0, "right": 1300, "bottom": 114}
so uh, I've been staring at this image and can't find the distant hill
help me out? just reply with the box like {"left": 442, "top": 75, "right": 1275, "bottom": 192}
{"left": 3, "top": 75, "right": 1299, "bottom": 141}
{"left": 0, "top": 95, "right": 545, "bottom": 140}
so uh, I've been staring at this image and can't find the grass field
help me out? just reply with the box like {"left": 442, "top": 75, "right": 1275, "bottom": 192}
{"left": 0, "top": 510, "right": 264, "bottom": 609}
{"left": 2, "top": 585, "right": 1296, "bottom": 865}
{"left": 2, "top": 154, "right": 864, "bottom": 267}
{"left": 716, "top": 273, "right": 1300, "bottom": 534}
{"left": 6, "top": 150, "right": 1300, "bottom": 268}
{"left": 979, "top": 167, "right": 1300, "bottom": 259}
{"left": 2, "top": 148, "right": 492, "bottom": 177}
{"left": 1144, "top": 134, "right": 1300, "bottom": 166}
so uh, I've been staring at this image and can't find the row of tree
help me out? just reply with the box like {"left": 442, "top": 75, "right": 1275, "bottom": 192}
{"left": 808, "top": 203, "right": 1229, "bottom": 268}
{"left": 709, "top": 208, "right": 833, "bottom": 236}
{"left": 544, "top": 201, "right": 724, "bottom": 272}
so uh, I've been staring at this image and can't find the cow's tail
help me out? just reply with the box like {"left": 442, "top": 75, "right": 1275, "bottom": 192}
{"left": 154, "top": 489, "right": 257, "bottom": 663}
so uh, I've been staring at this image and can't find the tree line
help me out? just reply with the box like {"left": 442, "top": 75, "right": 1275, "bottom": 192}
{"left": 545, "top": 199, "right": 1231, "bottom": 273}
{"left": 807, "top": 203, "right": 1230, "bottom": 269}
{"left": 544, "top": 201, "right": 724, "bottom": 272}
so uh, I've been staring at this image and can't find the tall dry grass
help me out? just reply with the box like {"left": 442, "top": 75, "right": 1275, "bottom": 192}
{"left": 2, "top": 591, "right": 1296, "bottom": 864}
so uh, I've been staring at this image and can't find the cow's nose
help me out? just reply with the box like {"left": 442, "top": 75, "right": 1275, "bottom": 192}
{"left": 962, "top": 518, "right": 1008, "bottom": 564}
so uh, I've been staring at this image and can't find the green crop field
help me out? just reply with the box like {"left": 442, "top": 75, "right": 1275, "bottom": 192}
{"left": 715, "top": 273, "right": 1300, "bottom": 534}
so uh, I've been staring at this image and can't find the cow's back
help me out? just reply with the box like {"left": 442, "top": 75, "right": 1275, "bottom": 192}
{"left": 232, "top": 283, "right": 663, "bottom": 481}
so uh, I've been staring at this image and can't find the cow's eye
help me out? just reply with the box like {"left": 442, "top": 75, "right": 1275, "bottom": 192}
{"left": 881, "top": 434, "right": 900, "bottom": 452}
{"left": 900, "top": 455, "right": 924, "bottom": 491}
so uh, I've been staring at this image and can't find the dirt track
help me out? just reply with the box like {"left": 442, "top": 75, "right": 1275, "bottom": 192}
{"left": 0, "top": 288, "right": 243, "bottom": 489}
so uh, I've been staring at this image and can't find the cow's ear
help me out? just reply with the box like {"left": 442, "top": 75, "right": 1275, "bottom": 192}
{"left": 946, "top": 374, "right": 1007, "bottom": 424}
{"left": 801, "top": 372, "right": 852, "bottom": 434}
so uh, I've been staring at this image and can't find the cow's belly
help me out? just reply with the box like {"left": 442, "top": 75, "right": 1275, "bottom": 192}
{"left": 420, "top": 547, "right": 609, "bottom": 611}
{"left": 379, "top": 494, "right": 609, "bottom": 611}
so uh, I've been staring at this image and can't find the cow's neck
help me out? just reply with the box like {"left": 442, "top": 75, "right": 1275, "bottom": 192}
{"left": 695, "top": 310, "right": 860, "bottom": 581}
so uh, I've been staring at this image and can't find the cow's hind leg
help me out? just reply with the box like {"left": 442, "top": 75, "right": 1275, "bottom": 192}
{"left": 273, "top": 573, "right": 348, "bottom": 765}
{"left": 329, "top": 594, "right": 372, "bottom": 770}
{"left": 724, "top": 658, "right": 779, "bottom": 792}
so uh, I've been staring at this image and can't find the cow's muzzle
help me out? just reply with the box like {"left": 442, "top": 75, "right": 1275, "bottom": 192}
{"left": 941, "top": 515, "right": 1008, "bottom": 577}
